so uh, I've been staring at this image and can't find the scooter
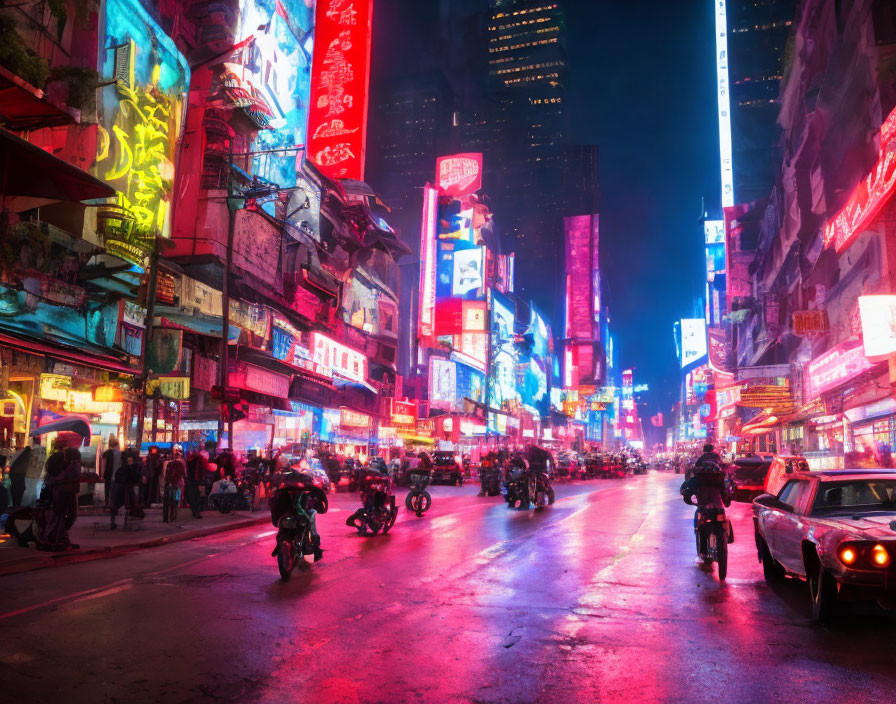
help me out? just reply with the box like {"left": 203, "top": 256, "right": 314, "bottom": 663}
{"left": 269, "top": 471, "right": 328, "bottom": 581}
{"left": 404, "top": 469, "right": 432, "bottom": 517}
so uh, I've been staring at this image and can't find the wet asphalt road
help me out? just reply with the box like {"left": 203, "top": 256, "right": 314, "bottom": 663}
{"left": 3, "top": 471, "right": 896, "bottom": 704}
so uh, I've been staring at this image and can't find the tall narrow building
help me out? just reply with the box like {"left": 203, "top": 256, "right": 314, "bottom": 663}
{"left": 727, "top": 0, "right": 797, "bottom": 203}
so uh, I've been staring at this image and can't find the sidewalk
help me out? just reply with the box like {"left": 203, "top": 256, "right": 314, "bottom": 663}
{"left": 0, "top": 505, "right": 269, "bottom": 577}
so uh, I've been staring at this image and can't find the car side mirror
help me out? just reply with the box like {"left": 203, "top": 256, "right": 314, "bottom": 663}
{"left": 754, "top": 493, "right": 792, "bottom": 512}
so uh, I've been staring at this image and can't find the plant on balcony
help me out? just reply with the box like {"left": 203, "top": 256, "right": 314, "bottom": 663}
{"left": 0, "top": 16, "right": 49, "bottom": 89}
{"left": 49, "top": 66, "right": 100, "bottom": 112}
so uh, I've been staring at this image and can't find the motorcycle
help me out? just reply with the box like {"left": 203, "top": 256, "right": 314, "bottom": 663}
{"left": 681, "top": 464, "right": 733, "bottom": 581}
{"left": 479, "top": 461, "right": 502, "bottom": 496}
{"left": 346, "top": 471, "right": 398, "bottom": 535}
{"left": 404, "top": 469, "right": 432, "bottom": 517}
{"left": 269, "top": 471, "right": 329, "bottom": 581}
{"left": 504, "top": 463, "right": 555, "bottom": 510}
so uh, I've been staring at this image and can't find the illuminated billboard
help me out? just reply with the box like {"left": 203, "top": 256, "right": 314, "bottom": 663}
{"left": 714, "top": 0, "right": 734, "bottom": 207}
{"left": 489, "top": 291, "right": 519, "bottom": 410}
{"left": 309, "top": 332, "right": 367, "bottom": 383}
{"left": 307, "top": 0, "right": 373, "bottom": 180}
{"left": 99, "top": 0, "right": 189, "bottom": 240}
{"left": 859, "top": 295, "right": 896, "bottom": 362}
{"left": 418, "top": 186, "right": 438, "bottom": 339}
{"left": 436, "top": 153, "right": 483, "bottom": 198}
{"left": 680, "top": 318, "right": 708, "bottom": 369}
{"left": 564, "top": 214, "right": 599, "bottom": 343}
{"left": 229, "top": 0, "right": 316, "bottom": 186}
{"left": 436, "top": 241, "right": 485, "bottom": 300}
{"left": 430, "top": 357, "right": 456, "bottom": 411}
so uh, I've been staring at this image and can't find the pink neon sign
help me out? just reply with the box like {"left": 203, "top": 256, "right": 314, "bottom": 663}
{"left": 824, "top": 106, "right": 896, "bottom": 252}
{"left": 805, "top": 340, "right": 874, "bottom": 399}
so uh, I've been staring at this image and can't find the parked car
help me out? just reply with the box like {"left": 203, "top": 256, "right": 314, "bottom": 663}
{"left": 753, "top": 469, "right": 896, "bottom": 621}
{"left": 431, "top": 452, "right": 464, "bottom": 485}
{"left": 729, "top": 454, "right": 775, "bottom": 502}
{"left": 764, "top": 455, "right": 811, "bottom": 496}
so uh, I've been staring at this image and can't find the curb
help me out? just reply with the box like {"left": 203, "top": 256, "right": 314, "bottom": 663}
{"left": 0, "top": 515, "right": 269, "bottom": 577}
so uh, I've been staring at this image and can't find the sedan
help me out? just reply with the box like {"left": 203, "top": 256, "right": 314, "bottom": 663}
{"left": 753, "top": 470, "right": 896, "bottom": 621}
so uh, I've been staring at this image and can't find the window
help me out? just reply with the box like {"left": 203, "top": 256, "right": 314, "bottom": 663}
{"left": 812, "top": 480, "right": 896, "bottom": 515}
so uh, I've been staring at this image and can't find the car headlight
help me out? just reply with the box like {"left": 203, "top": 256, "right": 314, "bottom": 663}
{"left": 871, "top": 544, "right": 891, "bottom": 568}
{"left": 838, "top": 545, "right": 858, "bottom": 566}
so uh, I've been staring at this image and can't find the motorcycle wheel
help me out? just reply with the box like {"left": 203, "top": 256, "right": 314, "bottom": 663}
{"left": 368, "top": 518, "right": 382, "bottom": 535}
{"left": 382, "top": 506, "right": 398, "bottom": 534}
{"left": 414, "top": 491, "right": 430, "bottom": 516}
{"left": 277, "top": 540, "right": 296, "bottom": 581}
{"left": 715, "top": 526, "right": 728, "bottom": 580}
{"left": 405, "top": 492, "right": 417, "bottom": 511}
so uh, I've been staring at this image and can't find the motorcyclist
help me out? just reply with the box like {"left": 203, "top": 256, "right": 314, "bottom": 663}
{"left": 681, "top": 444, "right": 732, "bottom": 551}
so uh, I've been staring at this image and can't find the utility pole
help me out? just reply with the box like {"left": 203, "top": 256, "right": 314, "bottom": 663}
{"left": 218, "top": 175, "right": 238, "bottom": 450}
{"left": 135, "top": 237, "right": 161, "bottom": 448}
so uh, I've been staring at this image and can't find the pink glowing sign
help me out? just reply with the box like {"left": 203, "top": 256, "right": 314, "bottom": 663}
{"left": 436, "top": 153, "right": 483, "bottom": 198}
{"left": 805, "top": 340, "right": 874, "bottom": 400}
{"left": 824, "top": 106, "right": 896, "bottom": 253}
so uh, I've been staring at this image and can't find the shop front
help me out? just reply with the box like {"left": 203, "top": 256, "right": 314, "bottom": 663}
{"left": 318, "top": 407, "right": 373, "bottom": 461}
{"left": 844, "top": 398, "right": 896, "bottom": 469}
{"left": 273, "top": 401, "right": 320, "bottom": 456}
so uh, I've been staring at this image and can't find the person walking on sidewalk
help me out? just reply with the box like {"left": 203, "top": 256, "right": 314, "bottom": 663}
{"left": 110, "top": 449, "right": 144, "bottom": 529}
{"left": 185, "top": 447, "right": 208, "bottom": 520}
{"left": 144, "top": 445, "right": 163, "bottom": 506}
{"left": 101, "top": 436, "right": 121, "bottom": 508}
{"left": 163, "top": 445, "right": 186, "bottom": 524}
{"left": 39, "top": 446, "right": 81, "bottom": 550}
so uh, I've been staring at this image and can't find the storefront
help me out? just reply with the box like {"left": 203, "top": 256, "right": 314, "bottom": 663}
{"left": 273, "top": 401, "right": 320, "bottom": 455}
{"left": 318, "top": 407, "right": 373, "bottom": 461}
{"left": 844, "top": 398, "right": 896, "bottom": 469}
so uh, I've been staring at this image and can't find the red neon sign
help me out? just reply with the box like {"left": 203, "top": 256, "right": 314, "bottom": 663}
{"left": 436, "top": 153, "right": 483, "bottom": 198}
{"left": 824, "top": 106, "right": 896, "bottom": 252}
{"left": 307, "top": 0, "right": 373, "bottom": 180}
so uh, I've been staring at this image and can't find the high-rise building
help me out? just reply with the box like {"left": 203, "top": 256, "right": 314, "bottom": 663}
{"left": 367, "top": 71, "right": 455, "bottom": 250}
{"left": 727, "top": 0, "right": 797, "bottom": 204}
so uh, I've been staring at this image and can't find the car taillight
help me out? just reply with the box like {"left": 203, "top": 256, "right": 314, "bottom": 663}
{"left": 838, "top": 546, "right": 857, "bottom": 566}
{"left": 871, "top": 544, "right": 891, "bottom": 568}
{"left": 312, "top": 478, "right": 322, "bottom": 488}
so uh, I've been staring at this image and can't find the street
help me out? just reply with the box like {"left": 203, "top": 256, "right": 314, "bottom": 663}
{"left": 3, "top": 472, "right": 896, "bottom": 704}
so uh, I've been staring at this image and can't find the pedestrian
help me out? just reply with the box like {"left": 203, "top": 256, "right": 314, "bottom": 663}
{"left": 145, "top": 445, "right": 163, "bottom": 506}
{"left": 101, "top": 435, "right": 121, "bottom": 508}
{"left": 111, "top": 449, "right": 143, "bottom": 529}
{"left": 185, "top": 447, "right": 209, "bottom": 519}
{"left": 8, "top": 443, "right": 30, "bottom": 507}
{"left": 163, "top": 445, "right": 186, "bottom": 524}
{"left": 39, "top": 446, "right": 81, "bottom": 550}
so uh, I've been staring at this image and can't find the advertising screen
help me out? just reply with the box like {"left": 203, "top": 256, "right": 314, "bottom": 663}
{"left": 680, "top": 318, "right": 708, "bottom": 369}
{"left": 455, "top": 362, "right": 485, "bottom": 409}
{"left": 489, "top": 291, "right": 518, "bottom": 410}
{"left": 430, "top": 358, "right": 456, "bottom": 411}
{"left": 231, "top": 0, "right": 315, "bottom": 186}
{"left": 99, "top": 0, "right": 189, "bottom": 240}
{"left": 564, "top": 214, "right": 599, "bottom": 342}
{"left": 307, "top": 0, "right": 373, "bottom": 180}
{"left": 418, "top": 186, "right": 438, "bottom": 338}
{"left": 859, "top": 295, "right": 896, "bottom": 362}
{"left": 436, "top": 241, "right": 485, "bottom": 301}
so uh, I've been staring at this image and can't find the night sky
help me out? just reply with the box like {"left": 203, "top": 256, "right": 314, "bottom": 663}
{"left": 370, "top": 0, "right": 721, "bottom": 437}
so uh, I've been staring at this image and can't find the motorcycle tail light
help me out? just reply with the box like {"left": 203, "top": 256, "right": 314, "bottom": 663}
{"left": 871, "top": 544, "right": 891, "bottom": 568}
{"left": 838, "top": 546, "right": 857, "bottom": 566}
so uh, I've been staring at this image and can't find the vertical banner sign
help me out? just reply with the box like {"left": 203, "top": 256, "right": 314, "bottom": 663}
{"left": 715, "top": 0, "right": 734, "bottom": 207}
{"left": 307, "top": 0, "right": 373, "bottom": 180}
{"left": 418, "top": 186, "right": 439, "bottom": 339}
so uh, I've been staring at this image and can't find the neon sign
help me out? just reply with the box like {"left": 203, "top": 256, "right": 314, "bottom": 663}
{"left": 98, "top": 0, "right": 189, "bottom": 240}
{"left": 714, "top": 0, "right": 734, "bottom": 207}
{"left": 436, "top": 153, "right": 483, "bottom": 198}
{"left": 824, "top": 106, "right": 896, "bottom": 252}
{"left": 307, "top": 0, "right": 373, "bottom": 179}
{"left": 418, "top": 185, "right": 438, "bottom": 339}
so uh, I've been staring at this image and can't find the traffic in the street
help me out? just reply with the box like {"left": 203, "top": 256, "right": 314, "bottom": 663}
{"left": 3, "top": 0, "right": 896, "bottom": 701}
{"left": 4, "top": 464, "right": 896, "bottom": 704}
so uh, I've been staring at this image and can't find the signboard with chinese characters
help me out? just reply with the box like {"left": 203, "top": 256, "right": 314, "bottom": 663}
{"left": 436, "top": 153, "right": 483, "bottom": 198}
{"left": 390, "top": 400, "right": 416, "bottom": 426}
{"left": 340, "top": 408, "right": 371, "bottom": 429}
{"left": 307, "top": 0, "right": 373, "bottom": 180}
{"left": 146, "top": 376, "right": 191, "bottom": 400}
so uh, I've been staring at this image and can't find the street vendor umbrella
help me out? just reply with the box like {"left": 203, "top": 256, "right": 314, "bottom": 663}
{"left": 32, "top": 415, "right": 92, "bottom": 440}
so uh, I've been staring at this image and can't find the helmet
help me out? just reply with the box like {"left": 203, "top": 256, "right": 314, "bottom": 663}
{"left": 703, "top": 443, "right": 714, "bottom": 453}
{"left": 172, "top": 444, "right": 183, "bottom": 454}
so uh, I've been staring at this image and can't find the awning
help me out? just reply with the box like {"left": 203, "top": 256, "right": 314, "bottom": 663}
{"left": 0, "top": 127, "right": 115, "bottom": 205}
{"left": 157, "top": 306, "right": 240, "bottom": 341}
{"left": 0, "top": 65, "right": 74, "bottom": 131}
{"left": 0, "top": 331, "right": 137, "bottom": 376}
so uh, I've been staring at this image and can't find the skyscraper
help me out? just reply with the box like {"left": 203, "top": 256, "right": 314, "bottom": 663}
{"left": 727, "top": 0, "right": 797, "bottom": 204}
